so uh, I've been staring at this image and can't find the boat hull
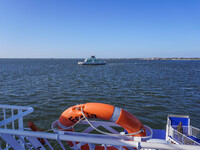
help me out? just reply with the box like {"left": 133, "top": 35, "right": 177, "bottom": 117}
{"left": 78, "top": 62, "right": 106, "bottom": 65}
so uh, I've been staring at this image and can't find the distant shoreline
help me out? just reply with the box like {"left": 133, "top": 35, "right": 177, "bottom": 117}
{"left": 129, "top": 58, "right": 200, "bottom": 60}
{"left": 104, "top": 58, "right": 200, "bottom": 60}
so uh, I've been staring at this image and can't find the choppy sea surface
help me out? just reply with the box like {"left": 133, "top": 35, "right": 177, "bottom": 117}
{"left": 0, "top": 59, "right": 200, "bottom": 130}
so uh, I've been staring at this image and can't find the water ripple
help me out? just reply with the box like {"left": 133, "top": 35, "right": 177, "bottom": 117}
{"left": 0, "top": 59, "right": 200, "bottom": 129}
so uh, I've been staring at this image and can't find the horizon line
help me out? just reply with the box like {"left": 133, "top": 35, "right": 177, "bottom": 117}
{"left": 0, "top": 57, "right": 200, "bottom": 59}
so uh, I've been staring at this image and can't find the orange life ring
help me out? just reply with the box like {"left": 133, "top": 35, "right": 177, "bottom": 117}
{"left": 58, "top": 103, "right": 146, "bottom": 149}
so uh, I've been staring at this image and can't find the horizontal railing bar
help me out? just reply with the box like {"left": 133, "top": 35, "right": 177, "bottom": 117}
{"left": 0, "top": 105, "right": 33, "bottom": 110}
{"left": 0, "top": 129, "right": 200, "bottom": 150}
{"left": 190, "top": 125, "right": 200, "bottom": 131}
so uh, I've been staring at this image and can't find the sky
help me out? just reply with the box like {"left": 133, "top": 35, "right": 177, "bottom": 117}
{"left": 0, "top": 0, "right": 200, "bottom": 58}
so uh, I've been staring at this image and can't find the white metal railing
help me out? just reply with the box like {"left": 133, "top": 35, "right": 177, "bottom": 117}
{"left": 0, "top": 105, "right": 34, "bottom": 129}
{"left": 1, "top": 104, "right": 200, "bottom": 150}
{"left": 190, "top": 126, "right": 200, "bottom": 138}
{"left": 168, "top": 126, "right": 200, "bottom": 146}
{"left": 0, "top": 105, "right": 34, "bottom": 150}
{"left": 1, "top": 129, "right": 200, "bottom": 150}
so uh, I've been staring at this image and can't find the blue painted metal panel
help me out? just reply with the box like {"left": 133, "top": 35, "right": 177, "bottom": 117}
{"left": 152, "top": 129, "right": 166, "bottom": 139}
{"left": 169, "top": 117, "right": 189, "bottom": 126}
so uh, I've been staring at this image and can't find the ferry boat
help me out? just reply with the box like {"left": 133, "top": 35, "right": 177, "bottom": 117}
{"left": 0, "top": 103, "right": 200, "bottom": 150}
{"left": 78, "top": 56, "right": 106, "bottom": 65}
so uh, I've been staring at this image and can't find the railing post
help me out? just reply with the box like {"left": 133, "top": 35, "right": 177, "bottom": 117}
{"left": 3, "top": 108, "right": 7, "bottom": 129}
{"left": 166, "top": 124, "right": 169, "bottom": 140}
{"left": 11, "top": 108, "right": 15, "bottom": 130}
{"left": 18, "top": 109, "right": 23, "bottom": 130}
{"left": 18, "top": 109, "right": 24, "bottom": 148}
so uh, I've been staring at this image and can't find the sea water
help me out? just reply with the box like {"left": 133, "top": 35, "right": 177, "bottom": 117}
{"left": 0, "top": 59, "right": 200, "bottom": 130}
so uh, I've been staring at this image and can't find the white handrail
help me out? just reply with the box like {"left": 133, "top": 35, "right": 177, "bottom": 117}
{"left": 0, "top": 105, "right": 33, "bottom": 110}
{"left": 1, "top": 105, "right": 200, "bottom": 150}
{"left": 0, "top": 129, "right": 200, "bottom": 150}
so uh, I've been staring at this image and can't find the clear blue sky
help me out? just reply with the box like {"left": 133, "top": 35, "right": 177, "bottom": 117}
{"left": 0, "top": 0, "right": 200, "bottom": 58}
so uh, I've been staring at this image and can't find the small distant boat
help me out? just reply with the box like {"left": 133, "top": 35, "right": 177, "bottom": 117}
{"left": 78, "top": 56, "right": 106, "bottom": 65}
